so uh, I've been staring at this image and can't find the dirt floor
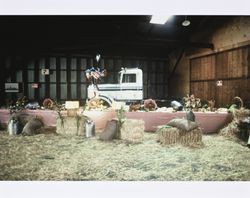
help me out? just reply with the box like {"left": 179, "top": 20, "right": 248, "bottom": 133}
{"left": 0, "top": 129, "right": 250, "bottom": 181}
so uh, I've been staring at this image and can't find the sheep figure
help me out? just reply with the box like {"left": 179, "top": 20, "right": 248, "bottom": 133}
{"left": 22, "top": 117, "right": 44, "bottom": 135}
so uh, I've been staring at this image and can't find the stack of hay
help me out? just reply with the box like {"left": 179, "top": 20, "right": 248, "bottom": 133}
{"left": 56, "top": 116, "right": 88, "bottom": 136}
{"left": 120, "top": 119, "right": 144, "bottom": 143}
{"left": 99, "top": 119, "right": 145, "bottom": 144}
{"left": 157, "top": 118, "right": 202, "bottom": 147}
{"left": 56, "top": 101, "right": 88, "bottom": 136}
{"left": 220, "top": 108, "right": 250, "bottom": 142}
{"left": 65, "top": 101, "right": 79, "bottom": 117}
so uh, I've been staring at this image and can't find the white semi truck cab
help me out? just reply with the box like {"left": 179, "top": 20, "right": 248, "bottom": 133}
{"left": 87, "top": 68, "right": 143, "bottom": 106}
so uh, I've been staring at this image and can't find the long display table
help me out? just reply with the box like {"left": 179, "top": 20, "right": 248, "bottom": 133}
{"left": 0, "top": 109, "right": 232, "bottom": 134}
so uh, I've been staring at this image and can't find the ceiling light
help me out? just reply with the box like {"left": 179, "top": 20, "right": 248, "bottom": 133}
{"left": 182, "top": 16, "right": 191, "bottom": 27}
{"left": 150, "top": 15, "right": 171, "bottom": 24}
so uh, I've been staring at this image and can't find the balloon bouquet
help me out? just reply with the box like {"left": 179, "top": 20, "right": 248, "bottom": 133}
{"left": 84, "top": 54, "right": 108, "bottom": 110}
{"left": 85, "top": 54, "right": 107, "bottom": 88}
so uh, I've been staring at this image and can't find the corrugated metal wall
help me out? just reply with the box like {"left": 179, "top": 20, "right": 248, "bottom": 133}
{"left": 190, "top": 45, "right": 250, "bottom": 107}
{"left": 1, "top": 54, "right": 169, "bottom": 105}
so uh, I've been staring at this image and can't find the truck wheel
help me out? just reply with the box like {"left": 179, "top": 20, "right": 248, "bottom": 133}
{"left": 99, "top": 96, "right": 113, "bottom": 107}
{"left": 100, "top": 100, "right": 112, "bottom": 108}
{"left": 86, "top": 96, "right": 113, "bottom": 109}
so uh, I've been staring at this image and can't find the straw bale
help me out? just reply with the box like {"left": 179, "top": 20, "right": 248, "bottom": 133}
{"left": 56, "top": 116, "right": 87, "bottom": 136}
{"left": 157, "top": 126, "right": 202, "bottom": 147}
{"left": 219, "top": 108, "right": 250, "bottom": 141}
{"left": 233, "top": 108, "right": 250, "bottom": 121}
{"left": 120, "top": 119, "right": 144, "bottom": 143}
{"left": 219, "top": 121, "right": 240, "bottom": 140}
{"left": 67, "top": 109, "right": 78, "bottom": 117}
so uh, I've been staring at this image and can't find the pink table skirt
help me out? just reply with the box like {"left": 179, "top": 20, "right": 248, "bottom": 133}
{"left": 0, "top": 109, "right": 58, "bottom": 128}
{"left": 0, "top": 109, "right": 232, "bottom": 134}
{"left": 84, "top": 110, "right": 232, "bottom": 133}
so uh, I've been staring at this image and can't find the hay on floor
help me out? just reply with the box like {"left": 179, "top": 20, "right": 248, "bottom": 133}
{"left": 233, "top": 108, "right": 250, "bottom": 121}
{"left": 1, "top": 130, "right": 250, "bottom": 181}
{"left": 219, "top": 121, "right": 240, "bottom": 140}
{"left": 56, "top": 115, "right": 87, "bottom": 136}
{"left": 120, "top": 119, "right": 144, "bottom": 143}
{"left": 157, "top": 126, "right": 203, "bottom": 147}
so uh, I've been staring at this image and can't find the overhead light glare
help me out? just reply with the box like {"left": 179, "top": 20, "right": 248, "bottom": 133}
{"left": 150, "top": 15, "right": 171, "bottom": 24}
{"left": 182, "top": 16, "right": 191, "bottom": 27}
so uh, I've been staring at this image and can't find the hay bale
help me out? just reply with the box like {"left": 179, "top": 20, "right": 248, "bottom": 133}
{"left": 219, "top": 121, "right": 240, "bottom": 140}
{"left": 157, "top": 126, "right": 202, "bottom": 147}
{"left": 56, "top": 116, "right": 87, "bottom": 136}
{"left": 219, "top": 108, "right": 250, "bottom": 141}
{"left": 67, "top": 109, "right": 78, "bottom": 117}
{"left": 120, "top": 119, "right": 144, "bottom": 143}
{"left": 99, "top": 120, "right": 118, "bottom": 141}
{"left": 233, "top": 108, "right": 250, "bottom": 121}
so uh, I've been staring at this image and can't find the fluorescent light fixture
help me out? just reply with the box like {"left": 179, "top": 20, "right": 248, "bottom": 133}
{"left": 182, "top": 16, "right": 191, "bottom": 27}
{"left": 150, "top": 15, "right": 171, "bottom": 24}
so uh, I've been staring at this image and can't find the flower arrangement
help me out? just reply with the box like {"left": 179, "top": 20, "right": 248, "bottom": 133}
{"left": 9, "top": 96, "right": 28, "bottom": 114}
{"left": 183, "top": 94, "right": 201, "bottom": 111}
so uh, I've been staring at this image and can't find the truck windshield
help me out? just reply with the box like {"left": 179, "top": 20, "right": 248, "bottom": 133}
{"left": 122, "top": 74, "right": 136, "bottom": 83}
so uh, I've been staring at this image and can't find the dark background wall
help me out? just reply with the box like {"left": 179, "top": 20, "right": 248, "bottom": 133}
{"left": 0, "top": 53, "right": 168, "bottom": 106}
{"left": 1, "top": 16, "right": 250, "bottom": 108}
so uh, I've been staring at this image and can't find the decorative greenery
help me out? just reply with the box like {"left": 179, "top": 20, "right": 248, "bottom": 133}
{"left": 54, "top": 101, "right": 65, "bottom": 127}
{"left": 115, "top": 106, "right": 126, "bottom": 139}
{"left": 76, "top": 115, "right": 81, "bottom": 134}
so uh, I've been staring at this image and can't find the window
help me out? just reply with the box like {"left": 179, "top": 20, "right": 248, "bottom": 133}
{"left": 122, "top": 74, "right": 136, "bottom": 83}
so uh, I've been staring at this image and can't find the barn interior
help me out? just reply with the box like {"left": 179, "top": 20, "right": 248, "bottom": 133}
{"left": 0, "top": 15, "right": 249, "bottom": 107}
{"left": 0, "top": 15, "right": 250, "bottom": 181}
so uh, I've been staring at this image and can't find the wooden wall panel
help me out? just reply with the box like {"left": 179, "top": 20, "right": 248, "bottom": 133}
{"left": 216, "top": 47, "right": 249, "bottom": 79}
{"left": 190, "top": 58, "right": 200, "bottom": 81}
{"left": 190, "top": 81, "right": 216, "bottom": 102}
{"left": 248, "top": 47, "right": 250, "bottom": 77}
{"left": 242, "top": 47, "right": 248, "bottom": 77}
{"left": 216, "top": 79, "right": 249, "bottom": 107}
{"left": 190, "top": 46, "right": 250, "bottom": 107}
{"left": 191, "top": 56, "right": 215, "bottom": 81}
{"left": 216, "top": 51, "right": 228, "bottom": 79}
